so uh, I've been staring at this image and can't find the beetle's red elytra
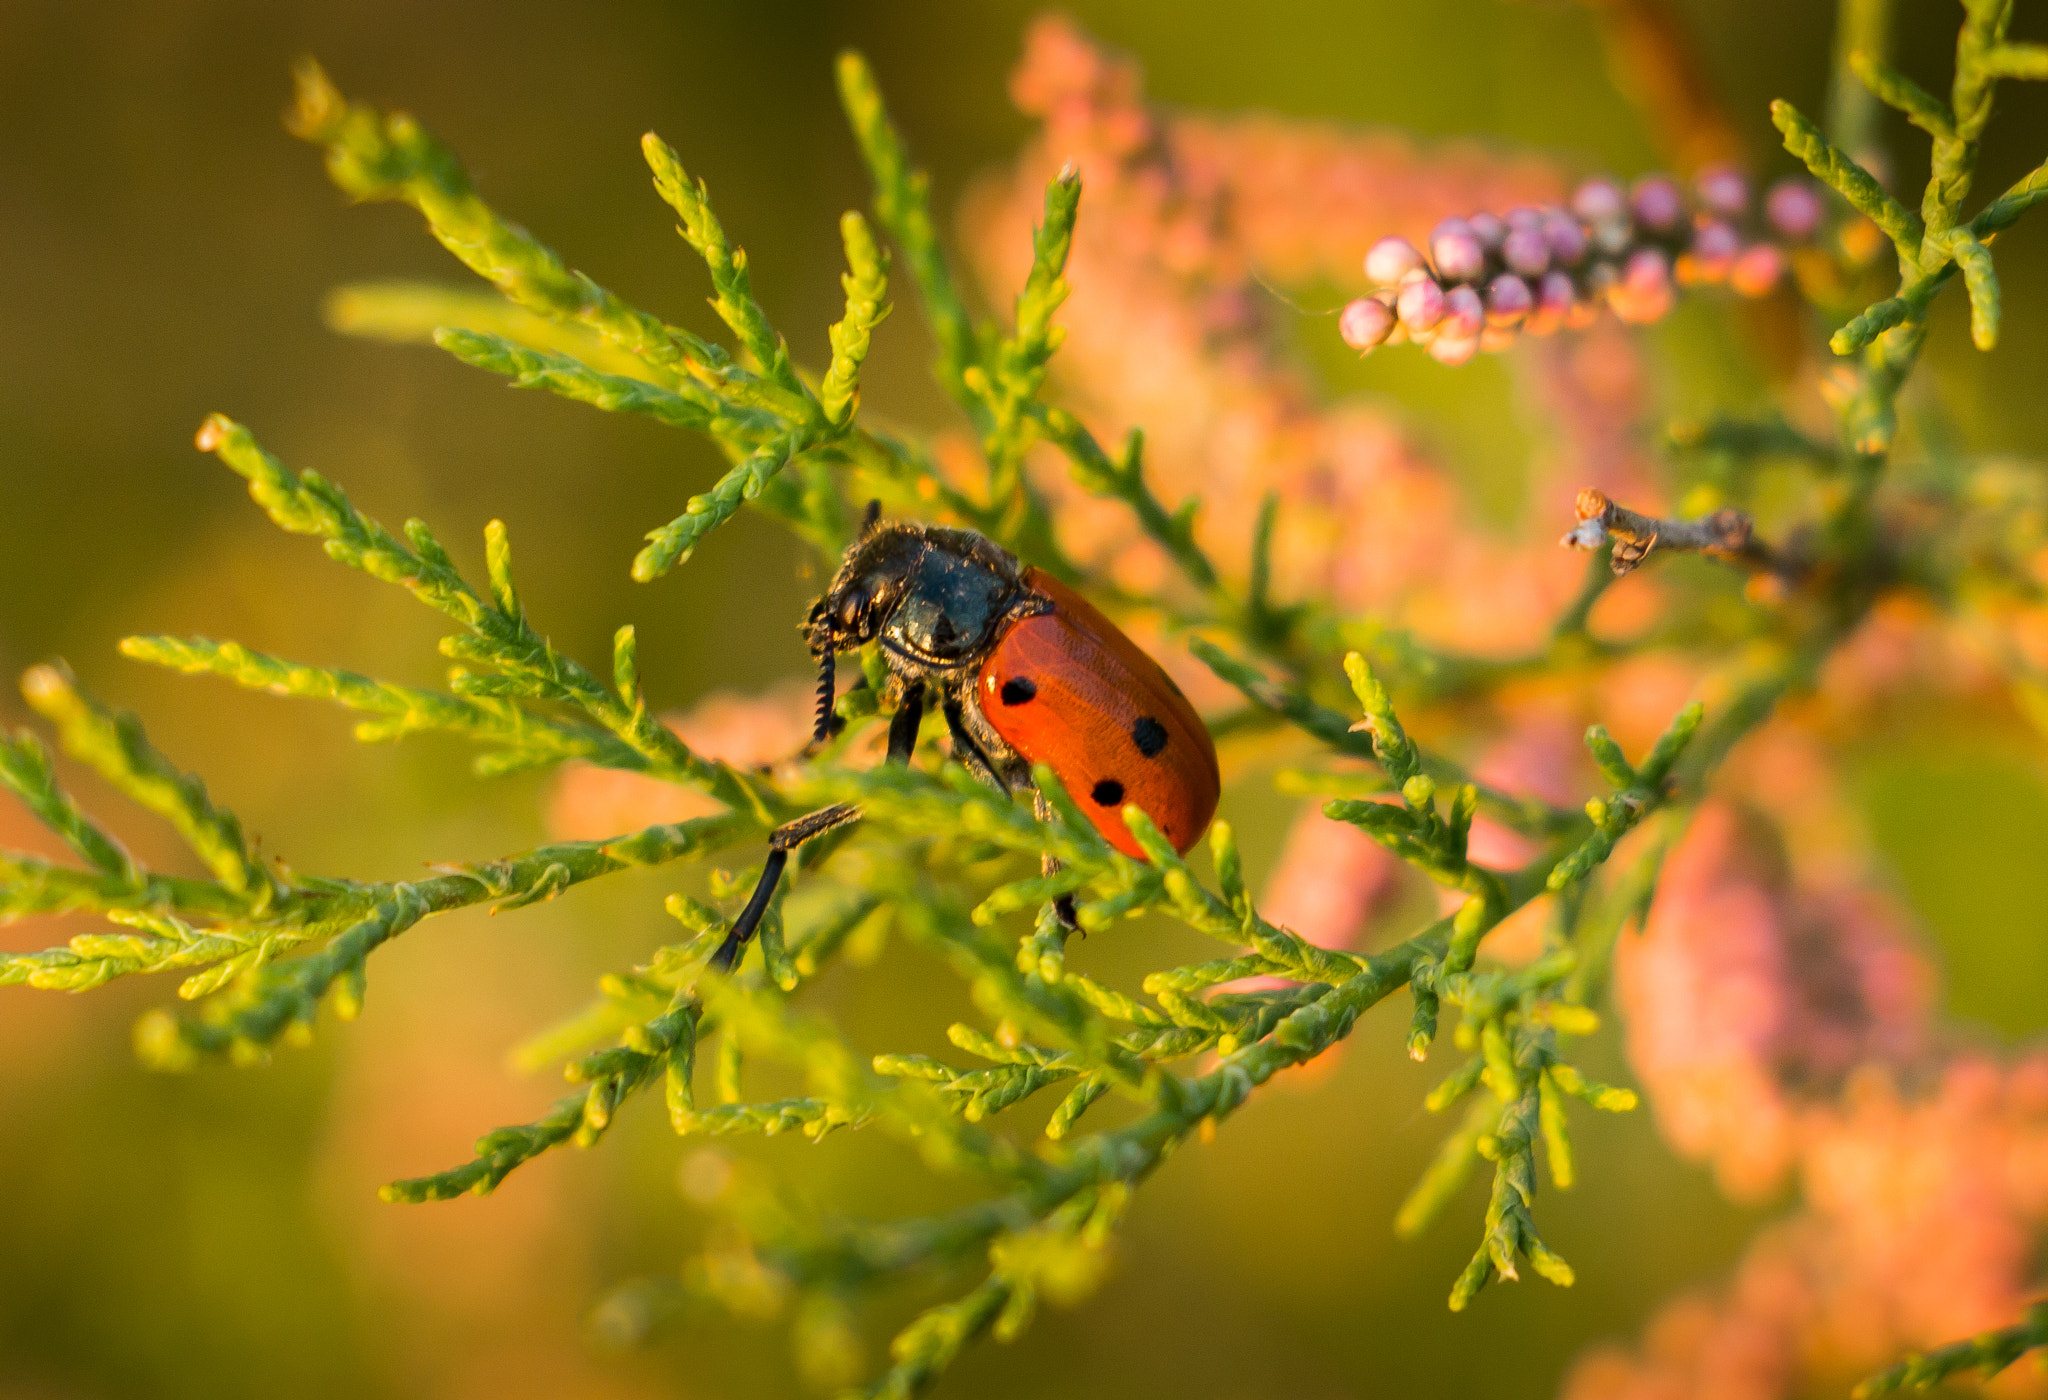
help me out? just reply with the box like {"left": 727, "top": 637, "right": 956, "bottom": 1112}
{"left": 978, "top": 568, "right": 1219, "bottom": 858}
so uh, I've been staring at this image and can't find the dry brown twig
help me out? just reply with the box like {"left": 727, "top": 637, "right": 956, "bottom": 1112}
{"left": 1561, "top": 487, "right": 1790, "bottom": 579}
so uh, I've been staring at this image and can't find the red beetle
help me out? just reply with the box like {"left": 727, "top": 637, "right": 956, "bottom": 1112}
{"left": 714, "top": 515, "right": 1220, "bottom": 967}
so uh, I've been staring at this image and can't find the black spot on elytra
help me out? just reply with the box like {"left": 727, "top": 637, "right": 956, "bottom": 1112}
{"left": 1091, "top": 778, "right": 1125, "bottom": 807}
{"left": 1131, "top": 716, "right": 1168, "bottom": 757}
{"left": 1000, "top": 676, "right": 1037, "bottom": 706}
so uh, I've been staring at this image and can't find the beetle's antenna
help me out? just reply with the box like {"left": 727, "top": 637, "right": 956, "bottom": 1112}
{"left": 859, "top": 499, "right": 882, "bottom": 538}
{"left": 811, "top": 648, "right": 837, "bottom": 744}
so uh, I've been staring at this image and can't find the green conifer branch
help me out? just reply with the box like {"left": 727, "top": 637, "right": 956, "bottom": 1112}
{"left": 194, "top": 414, "right": 771, "bottom": 815}
{"left": 388, "top": 883, "right": 903, "bottom": 1200}
{"left": 293, "top": 66, "right": 922, "bottom": 583}
{"left": 1770, "top": 99, "right": 1923, "bottom": 257}
{"left": 1306, "top": 651, "right": 1678, "bottom": 1298}
{"left": 633, "top": 427, "right": 813, "bottom": 581}
{"left": 0, "top": 853, "right": 250, "bottom": 932}
{"left": 1928, "top": 0, "right": 2013, "bottom": 234}
{"left": 0, "top": 728, "right": 140, "bottom": 884}
{"left": 710, "top": 975, "right": 1045, "bottom": 1182}
{"left": 1794, "top": 0, "right": 2048, "bottom": 423}
{"left": 0, "top": 652, "right": 751, "bottom": 995}
{"left": 1039, "top": 412, "right": 1227, "bottom": 602}
{"left": 967, "top": 169, "right": 1080, "bottom": 513}
{"left": 705, "top": 923, "right": 1444, "bottom": 1376}
{"left": 1397, "top": 933, "right": 1639, "bottom": 1304}
{"left": 1850, "top": 52, "right": 1953, "bottom": 138}
{"left": 834, "top": 54, "right": 1247, "bottom": 605}
{"left": 118, "top": 634, "right": 641, "bottom": 773}
{"left": 1854, "top": 1303, "right": 2048, "bottom": 1396}
{"left": 641, "top": 132, "right": 811, "bottom": 409}
{"left": 133, "top": 812, "right": 751, "bottom": 1069}
{"left": 1827, "top": 0, "right": 1894, "bottom": 166}
{"left": 510, "top": 986, "right": 661, "bottom": 1075}
{"left": 323, "top": 280, "right": 661, "bottom": 379}
{"left": 2, "top": 905, "right": 279, "bottom": 993}
{"left": 1562, "top": 813, "right": 1680, "bottom": 1006}
{"left": 21, "top": 663, "right": 278, "bottom": 905}
{"left": 388, "top": 996, "right": 702, "bottom": 1202}
{"left": 1975, "top": 158, "right": 2048, "bottom": 236}
{"left": 1950, "top": 230, "right": 2001, "bottom": 349}
{"left": 1666, "top": 414, "right": 1838, "bottom": 467}
{"left": 1192, "top": 639, "right": 1582, "bottom": 839}
{"left": 835, "top": 51, "right": 983, "bottom": 429}
{"left": 822, "top": 213, "right": 892, "bottom": 427}
{"left": 865, "top": 1277, "right": 1013, "bottom": 1400}
{"left": 1545, "top": 703, "right": 1703, "bottom": 892}
{"left": 433, "top": 329, "right": 752, "bottom": 438}
{"left": 287, "top": 60, "right": 723, "bottom": 388}
{"left": 1982, "top": 42, "right": 2048, "bottom": 78}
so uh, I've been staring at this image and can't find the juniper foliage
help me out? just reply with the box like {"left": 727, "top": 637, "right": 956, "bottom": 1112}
{"left": 3, "top": 3, "right": 2047, "bottom": 1396}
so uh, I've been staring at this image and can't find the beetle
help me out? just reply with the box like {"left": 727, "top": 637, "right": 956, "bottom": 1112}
{"left": 712, "top": 511, "right": 1220, "bottom": 968}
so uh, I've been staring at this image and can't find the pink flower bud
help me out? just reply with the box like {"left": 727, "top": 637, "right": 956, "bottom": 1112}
{"left": 1428, "top": 333, "right": 1479, "bottom": 366}
{"left": 1694, "top": 163, "right": 1749, "bottom": 217}
{"left": 1363, "top": 236, "right": 1425, "bottom": 286}
{"left": 1485, "top": 273, "right": 1532, "bottom": 327}
{"left": 1542, "top": 209, "right": 1587, "bottom": 266}
{"left": 1590, "top": 218, "right": 1633, "bottom": 257}
{"left": 1501, "top": 226, "right": 1549, "bottom": 277}
{"left": 1570, "top": 177, "right": 1626, "bottom": 226}
{"left": 1730, "top": 243, "right": 1786, "bottom": 297}
{"left": 1504, "top": 206, "right": 1546, "bottom": 234}
{"left": 1765, "top": 178, "right": 1824, "bottom": 241}
{"left": 1467, "top": 211, "right": 1506, "bottom": 251}
{"left": 1610, "top": 246, "right": 1674, "bottom": 323}
{"left": 1680, "top": 220, "right": 1739, "bottom": 283}
{"left": 1624, "top": 246, "right": 1672, "bottom": 290}
{"left": 1397, "top": 276, "right": 1446, "bottom": 334}
{"left": 1429, "top": 218, "right": 1486, "bottom": 282}
{"left": 1626, "top": 247, "right": 1669, "bottom": 282}
{"left": 1524, "top": 270, "right": 1577, "bottom": 336}
{"left": 1630, "top": 174, "right": 1685, "bottom": 233}
{"left": 1338, "top": 295, "right": 1396, "bottom": 351}
{"left": 1439, "top": 283, "right": 1484, "bottom": 340}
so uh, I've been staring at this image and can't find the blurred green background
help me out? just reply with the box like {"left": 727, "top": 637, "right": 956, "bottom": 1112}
{"left": 4, "top": 2, "right": 2047, "bottom": 1397}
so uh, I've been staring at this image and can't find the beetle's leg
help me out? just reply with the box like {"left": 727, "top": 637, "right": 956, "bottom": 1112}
{"left": 711, "top": 803, "right": 862, "bottom": 968}
{"left": 884, "top": 679, "right": 927, "bottom": 762}
{"left": 932, "top": 688, "right": 1076, "bottom": 930}
{"left": 711, "top": 680, "right": 926, "bottom": 971}
{"left": 809, "top": 647, "right": 839, "bottom": 746}
{"left": 940, "top": 690, "right": 1008, "bottom": 791}
{"left": 1031, "top": 788, "right": 1081, "bottom": 932}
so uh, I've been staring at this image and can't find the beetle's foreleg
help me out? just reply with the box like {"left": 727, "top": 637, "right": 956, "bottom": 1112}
{"left": 711, "top": 680, "right": 927, "bottom": 971}
{"left": 809, "top": 647, "right": 838, "bottom": 746}
{"left": 941, "top": 691, "right": 1008, "bottom": 791}
{"left": 1031, "top": 788, "right": 1081, "bottom": 932}
{"left": 711, "top": 802, "right": 862, "bottom": 968}
{"left": 885, "top": 679, "right": 927, "bottom": 762}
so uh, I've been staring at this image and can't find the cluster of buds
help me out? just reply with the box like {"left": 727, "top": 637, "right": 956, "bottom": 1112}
{"left": 1339, "top": 167, "right": 1825, "bottom": 365}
